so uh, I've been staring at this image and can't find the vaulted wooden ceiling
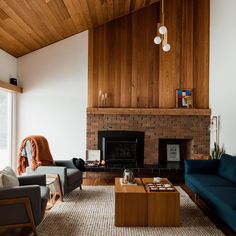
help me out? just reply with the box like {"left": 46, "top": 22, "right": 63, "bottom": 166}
{"left": 0, "top": 0, "right": 159, "bottom": 57}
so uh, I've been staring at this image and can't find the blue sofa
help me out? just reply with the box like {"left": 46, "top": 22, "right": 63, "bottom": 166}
{"left": 185, "top": 154, "right": 236, "bottom": 232}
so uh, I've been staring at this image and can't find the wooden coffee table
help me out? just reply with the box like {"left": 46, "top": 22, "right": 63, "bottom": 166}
{"left": 142, "top": 178, "right": 180, "bottom": 226}
{"left": 115, "top": 177, "right": 179, "bottom": 227}
{"left": 115, "top": 178, "right": 147, "bottom": 226}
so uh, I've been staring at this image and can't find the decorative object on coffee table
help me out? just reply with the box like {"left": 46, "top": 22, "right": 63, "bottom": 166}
{"left": 120, "top": 178, "right": 137, "bottom": 186}
{"left": 153, "top": 177, "right": 162, "bottom": 183}
{"left": 146, "top": 181, "right": 175, "bottom": 192}
{"left": 122, "top": 169, "right": 134, "bottom": 184}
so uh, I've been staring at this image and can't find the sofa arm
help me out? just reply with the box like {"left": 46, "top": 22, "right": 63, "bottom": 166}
{"left": 26, "top": 166, "right": 67, "bottom": 195}
{"left": 18, "top": 174, "right": 46, "bottom": 186}
{"left": 184, "top": 160, "right": 220, "bottom": 174}
{"left": 0, "top": 185, "right": 41, "bottom": 226}
{"left": 54, "top": 160, "right": 76, "bottom": 169}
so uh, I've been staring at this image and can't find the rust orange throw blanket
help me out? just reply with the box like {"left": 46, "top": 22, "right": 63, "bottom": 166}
{"left": 17, "top": 136, "right": 54, "bottom": 175}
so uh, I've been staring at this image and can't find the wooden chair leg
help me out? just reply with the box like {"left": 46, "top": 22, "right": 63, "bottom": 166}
{"left": 80, "top": 185, "right": 82, "bottom": 190}
{"left": 0, "top": 197, "right": 37, "bottom": 235}
{"left": 25, "top": 198, "right": 37, "bottom": 234}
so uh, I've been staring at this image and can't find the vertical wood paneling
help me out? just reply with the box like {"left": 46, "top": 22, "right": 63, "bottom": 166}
{"left": 131, "top": 9, "right": 147, "bottom": 107}
{"left": 152, "top": 3, "right": 160, "bottom": 108}
{"left": 131, "top": 5, "right": 159, "bottom": 108}
{"left": 88, "top": 30, "right": 94, "bottom": 108}
{"left": 159, "top": 0, "right": 181, "bottom": 108}
{"left": 88, "top": 1, "right": 209, "bottom": 109}
{"left": 119, "top": 16, "right": 132, "bottom": 107}
{"left": 90, "top": 4, "right": 159, "bottom": 108}
{"left": 113, "top": 20, "right": 121, "bottom": 107}
{"left": 180, "top": 0, "right": 193, "bottom": 89}
{"left": 193, "top": 0, "right": 210, "bottom": 108}
{"left": 91, "top": 28, "right": 99, "bottom": 107}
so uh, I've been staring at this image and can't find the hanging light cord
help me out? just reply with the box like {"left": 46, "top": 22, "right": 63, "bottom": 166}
{"left": 160, "top": 0, "right": 166, "bottom": 33}
{"left": 153, "top": 0, "right": 170, "bottom": 52}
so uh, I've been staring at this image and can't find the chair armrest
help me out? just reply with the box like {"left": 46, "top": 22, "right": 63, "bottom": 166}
{"left": 26, "top": 166, "right": 67, "bottom": 195}
{"left": 184, "top": 159, "right": 220, "bottom": 174}
{"left": 54, "top": 160, "right": 76, "bottom": 169}
{"left": 18, "top": 175, "right": 46, "bottom": 186}
{"left": 0, "top": 185, "right": 41, "bottom": 225}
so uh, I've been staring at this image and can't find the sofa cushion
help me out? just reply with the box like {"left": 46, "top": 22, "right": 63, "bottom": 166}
{"left": 200, "top": 186, "right": 236, "bottom": 231}
{"left": 0, "top": 166, "right": 19, "bottom": 188}
{"left": 186, "top": 174, "right": 235, "bottom": 189}
{"left": 218, "top": 154, "right": 236, "bottom": 184}
{"left": 185, "top": 160, "right": 219, "bottom": 174}
{"left": 206, "top": 186, "right": 236, "bottom": 209}
{"left": 67, "top": 169, "right": 81, "bottom": 185}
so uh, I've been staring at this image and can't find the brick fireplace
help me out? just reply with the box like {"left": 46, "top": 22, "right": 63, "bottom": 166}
{"left": 87, "top": 109, "right": 211, "bottom": 165}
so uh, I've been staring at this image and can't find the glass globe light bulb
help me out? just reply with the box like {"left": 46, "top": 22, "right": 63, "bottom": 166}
{"left": 163, "top": 43, "right": 171, "bottom": 52}
{"left": 154, "top": 36, "right": 162, "bottom": 45}
{"left": 159, "top": 26, "right": 167, "bottom": 35}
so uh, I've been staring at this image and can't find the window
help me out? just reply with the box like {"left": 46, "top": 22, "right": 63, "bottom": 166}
{"left": 0, "top": 89, "right": 12, "bottom": 168}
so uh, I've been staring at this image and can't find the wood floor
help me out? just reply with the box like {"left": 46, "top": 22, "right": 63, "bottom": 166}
{"left": 82, "top": 177, "right": 114, "bottom": 185}
{"left": 0, "top": 179, "right": 234, "bottom": 236}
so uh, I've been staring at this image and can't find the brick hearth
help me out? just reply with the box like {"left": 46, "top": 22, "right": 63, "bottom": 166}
{"left": 87, "top": 113, "right": 210, "bottom": 164}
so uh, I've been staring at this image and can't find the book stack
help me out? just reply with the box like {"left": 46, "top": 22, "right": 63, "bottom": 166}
{"left": 147, "top": 183, "right": 175, "bottom": 192}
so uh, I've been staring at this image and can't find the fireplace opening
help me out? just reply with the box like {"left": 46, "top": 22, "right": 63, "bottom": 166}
{"left": 158, "top": 138, "right": 193, "bottom": 165}
{"left": 98, "top": 131, "right": 144, "bottom": 167}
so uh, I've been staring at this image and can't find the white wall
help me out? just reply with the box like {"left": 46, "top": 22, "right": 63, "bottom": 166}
{"left": 210, "top": 0, "right": 236, "bottom": 155}
{"left": 17, "top": 32, "right": 88, "bottom": 160}
{"left": 0, "top": 49, "right": 17, "bottom": 82}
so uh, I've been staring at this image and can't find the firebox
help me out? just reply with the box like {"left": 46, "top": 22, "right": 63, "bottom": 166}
{"left": 98, "top": 131, "right": 144, "bottom": 167}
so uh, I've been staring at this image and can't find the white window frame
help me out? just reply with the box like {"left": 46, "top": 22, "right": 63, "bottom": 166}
{"left": 0, "top": 89, "right": 16, "bottom": 169}
{"left": 10, "top": 92, "right": 17, "bottom": 169}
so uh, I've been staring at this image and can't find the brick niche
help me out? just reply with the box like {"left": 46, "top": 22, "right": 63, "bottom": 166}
{"left": 87, "top": 113, "right": 210, "bottom": 164}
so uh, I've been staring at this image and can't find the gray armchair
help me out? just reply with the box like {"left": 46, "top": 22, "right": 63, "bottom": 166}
{"left": 24, "top": 140, "right": 83, "bottom": 195}
{"left": 0, "top": 175, "right": 49, "bottom": 235}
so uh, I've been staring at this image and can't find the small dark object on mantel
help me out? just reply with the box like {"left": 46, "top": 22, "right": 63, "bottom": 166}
{"left": 9, "top": 78, "right": 17, "bottom": 86}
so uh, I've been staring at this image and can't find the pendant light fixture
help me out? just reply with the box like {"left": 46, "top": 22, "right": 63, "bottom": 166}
{"left": 154, "top": 0, "right": 170, "bottom": 52}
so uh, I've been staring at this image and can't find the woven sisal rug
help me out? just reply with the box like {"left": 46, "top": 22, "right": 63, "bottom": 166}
{"left": 36, "top": 186, "right": 224, "bottom": 236}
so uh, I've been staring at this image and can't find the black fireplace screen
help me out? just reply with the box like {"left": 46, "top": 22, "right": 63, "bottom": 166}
{"left": 106, "top": 140, "right": 137, "bottom": 160}
{"left": 98, "top": 131, "right": 144, "bottom": 167}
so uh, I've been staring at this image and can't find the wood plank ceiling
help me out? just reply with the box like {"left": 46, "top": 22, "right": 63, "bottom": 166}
{"left": 0, "top": 0, "right": 159, "bottom": 57}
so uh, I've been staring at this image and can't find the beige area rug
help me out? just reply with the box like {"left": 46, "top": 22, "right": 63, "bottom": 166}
{"left": 36, "top": 186, "right": 224, "bottom": 236}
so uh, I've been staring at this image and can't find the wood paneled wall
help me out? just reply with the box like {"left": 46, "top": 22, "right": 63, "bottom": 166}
{"left": 88, "top": 0, "right": 209, "bottom": 109}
